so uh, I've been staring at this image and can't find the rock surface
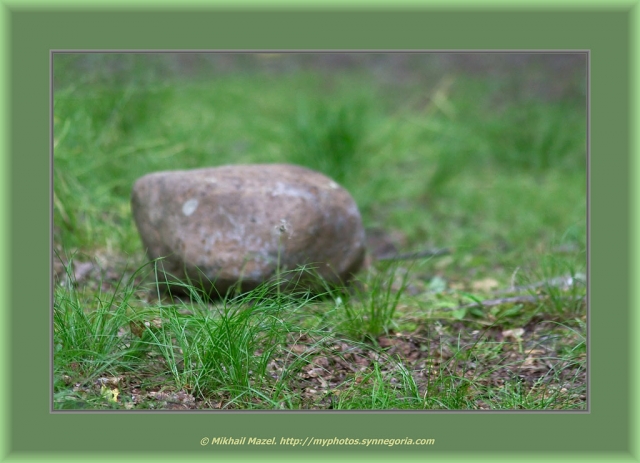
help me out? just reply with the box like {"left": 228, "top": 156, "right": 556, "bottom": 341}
{"left": 131, "top": 164, "right": 366, "bottom": 295}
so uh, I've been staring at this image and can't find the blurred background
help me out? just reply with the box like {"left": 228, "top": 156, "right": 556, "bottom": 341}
{"left": 53, "top": 52, "right": 587, "bottom": 283}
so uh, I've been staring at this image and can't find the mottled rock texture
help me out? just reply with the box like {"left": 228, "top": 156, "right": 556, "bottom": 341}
{"left": 131, "top": 164, "right": 366, "bottom": 295}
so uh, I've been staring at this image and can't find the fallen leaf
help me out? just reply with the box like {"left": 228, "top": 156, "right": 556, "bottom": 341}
{"left": 100, "top": 385, "right": 119, "bottom": 403}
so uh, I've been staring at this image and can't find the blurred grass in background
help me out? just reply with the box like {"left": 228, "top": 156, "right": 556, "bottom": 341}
{"left": 53, "top": 52, "right": 586, "bottom": 278}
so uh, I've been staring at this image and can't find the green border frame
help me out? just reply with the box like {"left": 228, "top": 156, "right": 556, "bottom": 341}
{"left": 1, "top": 1, "right": 638, "bottom": 461}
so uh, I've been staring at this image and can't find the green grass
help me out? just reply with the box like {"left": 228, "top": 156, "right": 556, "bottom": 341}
{"left": 53, "top": 54, "right": 587, "bottom": 410}
{"left": 336, "top": 260, "right": 414, "bottom": 342}
{"left": 54, "top": 254, "right": 150, "bottom": 381}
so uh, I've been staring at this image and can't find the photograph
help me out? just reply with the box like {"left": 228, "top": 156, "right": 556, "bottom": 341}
{"left": 52, "top": 52, "right": 587, "bottom": 411}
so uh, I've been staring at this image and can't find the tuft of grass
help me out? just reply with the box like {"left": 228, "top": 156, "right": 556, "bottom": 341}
{"left": 516, "top": 248, "right": 586, "bottom": 317}
{"left": 334, "top": 261, "right": 413, "bottom": 342}
{"left": 140, "top": 287, "right": 302, "bottom": 404}
{"left": 286, "top": 98, "right": 370, "bottom": 187}
{"left": 331, "top": 361, "right": 422, "bottom": 410}
{"left": 53, "top": 255, "right": 152, "bottom": 383}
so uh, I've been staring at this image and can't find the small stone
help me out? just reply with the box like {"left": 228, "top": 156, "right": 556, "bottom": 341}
{"left": 131, "top": 164, "right": 366, "bottom": 295}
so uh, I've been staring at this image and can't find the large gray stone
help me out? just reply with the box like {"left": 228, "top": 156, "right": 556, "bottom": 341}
{"left": 131, "top": 164, "right": 366, "bottom": 295}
